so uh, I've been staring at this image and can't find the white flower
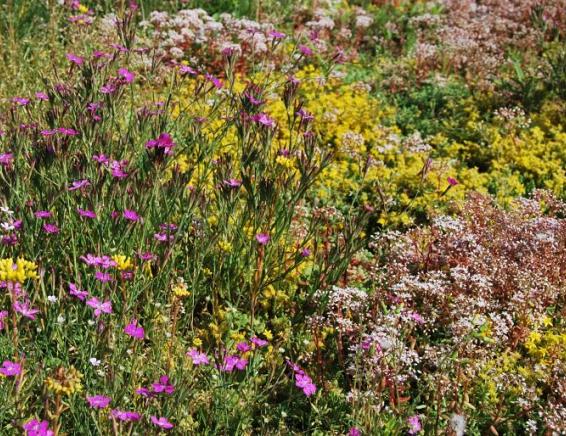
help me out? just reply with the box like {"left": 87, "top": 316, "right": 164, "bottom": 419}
{"left": 450, "top": 414, "right": 466, "bottom": 436}
{"left": 89, "top": 357, "right": 101, "bottom": 367}
{"left": 57, "top": 315, "right": 65, "bottom": 324}
{"left": 47, "top": 295, "right": 58, "bottom": 303}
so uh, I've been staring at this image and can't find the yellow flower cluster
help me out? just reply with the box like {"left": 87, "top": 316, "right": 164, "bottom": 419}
{"left": 45, "top": 366, "right": 83, "bottom": 396}
{"left": 0, "top": 258, "right": 39, "bottom": 283}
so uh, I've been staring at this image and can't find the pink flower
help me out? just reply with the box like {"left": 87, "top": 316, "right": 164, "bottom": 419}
{"left": 77, "top": 208, "right": 96, "bottom": 219}
{"left": 151, "top": 375, "right": 175, "bottom": 395}
{"left": 0, "top": 360, "right": 22, "bottom": 377}
{"left": 135, "top": 387, "right": 152, "bottom": 397}
{"left": 205, "top": 73, "right": 223, "bottom": 89}
{"left": 86, "top": 297, "right": 112, "bottom": 317}
{"left": 150, "top": 416, "right": 174, "bottom": 430}
{"left": 0, "top": 310, "right": 8, "bottom": 330}
{"left": 34, "top": 210, "right": 52, "bottom": 219}
{"left": 66, "top": 53, "right": 84, "bottom": 65}
{"left": 124, "top": 320, "right": 145, "bottom": 340}
{"left": 118, "top": 68, "right": 135, "bottom": 83}
{"left": 123, "top": 209, "right": 140, "bottom": 222}
{"left": 110, "top": 410, "right": 141, "bottom": 422}
{"left": 86, "top": 394, "right": 111, "bottom": 409}
{"left": 35, "top": 92, "right": 49, "bottom": 101}
{"left": 12, "top": 97, "right": 30, "bottom": 106}
{"left": 23, "top": 419, "right": 54, "bottom": 436}
{"left": 80, "top": 253, "right": 99, "bottom": 266}
{"left": 295, "top": 373, "right": 316, "bottom": 397}
{"left": 57, "top": 128, "right": 78, "bottom": 136}
{"left": 250, "top": 336, "right": 268, "bottom": 348}
{"left": 236, "top": 342, "right": 251, "bottom": 353}
{"left": 298, "top": 45, "right": 313, "bottom": 56}
{"left": 255, "top": 233, "right": 270, "bottom": 245}
{"left": 0, "top": 153, "right": 14, "bottom": 167}
{"left": 179, "top": 65, "right": 197, "bottom": 76}
{"left": 69, "top": 179, "right": 90, "bottom": 191}
{"left": 68, "top": 283, "right": 88, "bottom": 301}
{"left": 269, "top": 30, "right": 286, "bottom": 39}
{"left": 145, "top": 133, "right": 175, "bottom": 155}
{"left": 252, "top": 113, "right": 276, "bottom": 128}
{"left": 43, "top": 223, "right": 59, "bottom": 234}
{"left": 13, "top": 300, "right": 39, "bottom": 320}
{"left": 95, "top": 271, "right": 113, "bottom": 283}
{"left": 110, "top": 160, "right": 128, "bottom": 178}
{"left": 223, "top": 179, "right": 242, "bottom": 188}
{"left": 186, "top": 348, "right": 209, "bottom": 366}
{"left": 447, "top": 177, "right": 459, "bottom": 186}
{"left": 219, "top": 355, "right": 248, "bottom": 372}
{"left": 92, "top": 154, "right": 109, "bottom": 165}
{"left": 407, "top": 415, "right": 422, "bottom": 435}
{"left": 349, "top": 427, "right": 362, "bottom": 436}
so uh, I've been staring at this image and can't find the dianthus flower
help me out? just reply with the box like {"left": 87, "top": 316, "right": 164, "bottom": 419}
{"left": 34, "top": 210, "right": 52, "bottom": 219}
{"left": 124, "top": 320, "right": 144, "bottom": 340}
{"left": 145, "top": 133, "right": 175, "bottom": 155}
{"left": 0, "top": 153, "right": 14, "bottom": 167}
{"left": 94, "top": 271, "right": 113, "bottom": 283}
{"left": 42, "top": 223, "right": 59, "bottom": 234}
{"left": 110, "top": 409, "right": 141, "bottom": 422}
{"left": 13, "top": 300, "right": 40, "bottom": 320}
{"left": 0, "top": 360, "right": 22, "bottom": 377}
{"left": 0, "top": 310, "right": 7, "bottom": 330}
{"left": 87, "top": 394, "right": 111, "bottom": 409}
{"left": 68, "top": 283, "right": 88, "bottom": 301}
{"left": 186, "top": 348, "right": 209, "bottom": 365}
{"left": 151, "top": 416, "right": 174, "bottom": 429}
{"left": 23, "top": 419, "right": 54, "bottom": 436}
{"left": 151, "top": 375, "right": 175, "bottom": 394}
{"left": 252, "top": 113, "right": 275, "bottom": 128}
{"left": 407, "top": 415, "right": 422, "bottom": 434}
{"left": 123, "top": 209, "right": 140, "bottom": 222}
{"left": 219, "top": 355, "right": 248, "bottom": 372}
{"left": 86, "top": 297, "right": 112, "bottom": 317}
{"left": 68, "top": 179, "right": 90, "bottom": 191}
{"left": 255, "top": 233, "right": 270, "bottom": 245}
{"left": 250, "top": 336, "right": 268, "bottom": 348}
{"left": 118, "top": 68, "right": 135, "bottom": 83}
{"left": 66, "top": 53, "right": 84, "bottom": 65}
{"left": 77, "top": 208, "right": 96, "bottom": 219}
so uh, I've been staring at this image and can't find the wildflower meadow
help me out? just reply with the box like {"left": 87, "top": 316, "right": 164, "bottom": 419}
{"left": 0, "top": 0, "right": 565, "bottom": 434}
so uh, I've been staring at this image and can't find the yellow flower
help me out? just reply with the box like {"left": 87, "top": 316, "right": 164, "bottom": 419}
{"left": 112, "top": 255, "right": 133, "bottom": 271}
{"left": 45, "top": 366, "right": 83, "bottom": 396}
{"left": 0, "top": 258, "right": 39, "bottom": 283}
{"left": 172, "top": 277, "right": 190, "bottom": 298}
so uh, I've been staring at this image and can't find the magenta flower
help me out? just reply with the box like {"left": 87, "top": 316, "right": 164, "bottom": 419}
{"left": 35, "top": 92, "right": 49, "bottom": 101}
{"left": 110, "top": 410, "right": 141, "bottom": 422}
{"left": 110, "top": 160, "right": 128, "bottom": 178}
{"left": 179, "top": 65, "right": 197, "bottom": 75}
{"left": 349, "top": 427, "right": 362, "bottom": 436}
{"left": 118, "top": 68, "right": 135, "bottom": 83}
{"left": 255, "top": 233, "right": 270, "bottom": 245}
{"left": 66, "top": 53, "right": 84, "bottom": 66}
{"left": 224, "top": 179, "right": 242, "bottom": 188}
{"left": 0, "top": 360, "right": 22, "bottom": 377}
{"left": 40, "top": 129, "right": 56, "bottom": 137}
{"left": 86, "top": 297, "right": 112, "bottom": 317}
{"left": 94, "top": 271, "right": 113, "bottom": 283}
{"left": 0, "top": 310, "right": 8, "bottom": 330}
{"left": 205, "top": 73, "right": 223, "bottom": 89}
{"left": 151, "top": 375, "right": 175, "bottom": 395}
{"left": 135, "top": 387, "right": 152, "bottom": 397}
{"left": 300, "top": 247, "right": 311, "bottom": 257}
{"left": 98, "top": 255, "right": 117, "bottom": 269}
{"left": 407, "top": 415, "right": 422, "bottom": 434}
{"left": 447, "top": 177, "right": 459, "bottom": 186}
{"left": 68, "top": 283, "right": 88, "bottom": 301}
{"left": 252, "top": 113, "right": 276, "bottom": 128}
{"left": 68, "top": 179, "right": 90, "bottom": 191}
{"left": 0, "top": 153, "right": 14, "bottom": 167}
{"left": 13, "top": 300, "right": 40, "bottom": 320}
{"left": 77, "top": 208, "right": 96, "bottom": 219}
{"left": 23, "top": 419, "right": 54, "bottom": 436}
{"left": 299, "top": 45, "right": 313, "bottom": 56}
{"left": 100, "top": 82, "right": 117, "bottom": 94}
{"left": 86, "top": 394, "right": 111, "bottom": 409}
{"left": 150, "top": 416, "right": 174, "bottom": 430}
{"left": 295, "top": 373, "right": 317, "bottom": 397}
{"left": 186, "top": 348, "right": 209, "bottom": 366}
{"left": 269, "top": 30, "right": 286, "bottom": 39}
{"left": 13, "top": 97, "right": 30, "bottom": 106}
{"left": 57, "top": 127, "right": 79, "bottom": 136}
{"left": 123, "top": 209, "right": 140, "bottom": 222}
{"left": 80, "top": 253, "right": 99, "bottom": 266}
{"left": 236, "top": 342, "right": 251, "bottom": 353}
{"left": 250, "top": 336, "right": 268, "bottom": 348}
{"left": 34, "top": 210, "right": 52, "bottom": 219}
{"left": 219, "top": 355, "right": 248, "bottom": 372}
{"left": 145, "top": 133, "right": 175, "bottom": 155}
{"left": 43, "top": 223, "right": 59, "bottom": 234}
{"left": 92, "top": 154, "right": 109, "bottom": 165}
{"left": 124, "top": 320, "right": 145, "bottom": 340}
